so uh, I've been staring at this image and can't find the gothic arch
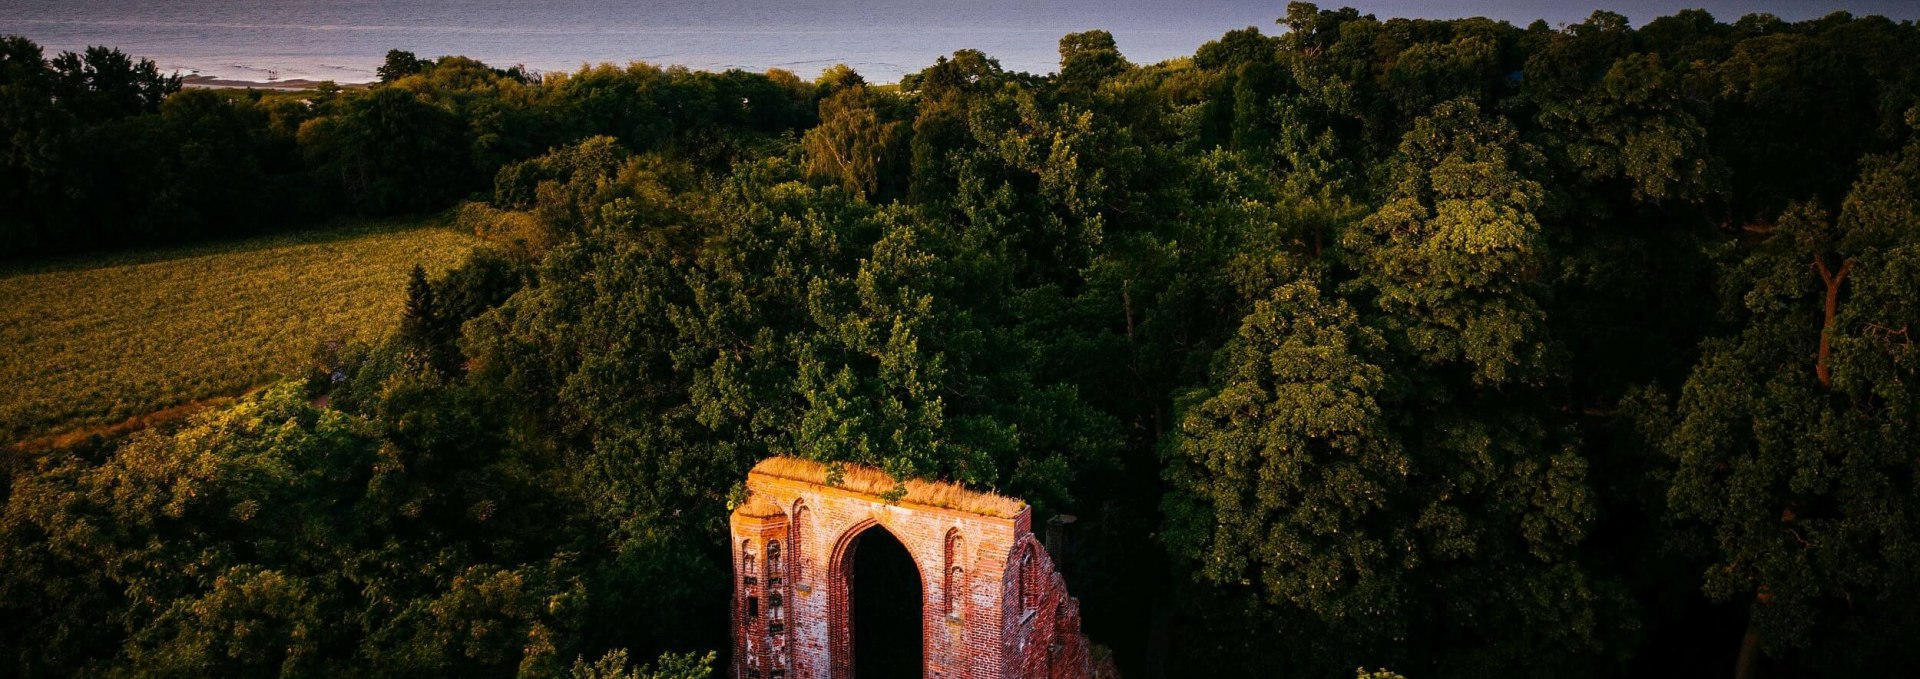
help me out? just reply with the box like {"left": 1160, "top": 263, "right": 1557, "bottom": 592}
{"left": 730, "top": 457, "right": 1109, "bottom": 679}
{"left": 827, "top": 518, "right": 928, "bottom": 679}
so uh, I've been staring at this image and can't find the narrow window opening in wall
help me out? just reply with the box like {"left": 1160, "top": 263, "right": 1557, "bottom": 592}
{"left": 944, "top": 530, "right": 966, "bottom": 617}
{"left": 791, "top": 507, "right": 806, "bottom": 581}
{"left": 1018, "top": 546, "right": 1035, "bottom": 612}
{"left": 748, "top": 596, "right": 759, "bottom": 618}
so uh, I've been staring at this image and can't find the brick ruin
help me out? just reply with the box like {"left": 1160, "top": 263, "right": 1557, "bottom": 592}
{"left": 730, "top": 457, "right": 1117, "bottom": 679}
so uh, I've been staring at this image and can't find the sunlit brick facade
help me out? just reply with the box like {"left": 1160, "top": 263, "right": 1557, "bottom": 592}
{"left": 729, "top": 457, "right": 1115, "bottom": 679}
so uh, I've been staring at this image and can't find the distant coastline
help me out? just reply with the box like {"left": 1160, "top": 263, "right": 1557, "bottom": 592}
{"left": 181, "top": 74, "right": 371, "bottom": 91}
{"left": 10, "top": 0, "right": 1918, "bottom": 93}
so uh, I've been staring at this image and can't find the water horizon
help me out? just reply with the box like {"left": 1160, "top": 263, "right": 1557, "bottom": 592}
{"left": 4, "top": 0, "right": 1916, "bottom": 85}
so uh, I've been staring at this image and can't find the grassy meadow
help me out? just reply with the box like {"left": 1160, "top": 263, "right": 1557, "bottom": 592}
{"left": 0, "top": 220, "right": 480, "bottom": 445}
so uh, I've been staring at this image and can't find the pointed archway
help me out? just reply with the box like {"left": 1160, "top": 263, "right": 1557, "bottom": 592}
{"left": 847, "top": 524, "right": 923, "bottom": 678}
{"left": 828, "top": 521, "right": 924, "bottom": 679}
{"left": 730, "top": 457, "right": 1112, "bottom": 679}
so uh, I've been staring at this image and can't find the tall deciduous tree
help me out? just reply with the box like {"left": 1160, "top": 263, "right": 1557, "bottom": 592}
{"left": 1651, "top": 120, "right": 1920, "bottom": 677}
{"left": 1057, "top": 30, "right": 1131, "bottom": 96}
{"left": 377, "top": 49, "right": 435, "bottom": 83}
{"left": 1163, "top": 278, "right": 1405, "bottom": 639}
{"left": 1341, "top": 98, "right": 1549, "bottom": 386}
{"left": 1525, "top": 13, "right": 1717, "bottom": 204}
{"left": 47, "top": 45, "right": 179, "bottom": 121}
{"left": 801, "top": 84, "right": 904, "bottom": 198}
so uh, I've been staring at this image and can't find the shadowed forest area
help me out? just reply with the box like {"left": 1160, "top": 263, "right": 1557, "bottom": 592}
{"left": 5, "top": 3, "right": 1920, "bottom": 677}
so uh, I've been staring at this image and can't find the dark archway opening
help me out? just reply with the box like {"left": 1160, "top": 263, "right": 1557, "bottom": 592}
{"left": 850, "top": 526, "right": 923, "bottom": 679}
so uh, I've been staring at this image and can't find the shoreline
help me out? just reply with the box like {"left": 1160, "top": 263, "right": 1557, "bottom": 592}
{"left": 181, "top": 74, "right": 371, "bottom": 91}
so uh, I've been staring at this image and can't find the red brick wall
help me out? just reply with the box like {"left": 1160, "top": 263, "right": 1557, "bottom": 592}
{"left": 730, "top": 507, "right": 791, "bottom": 678}
{"left": 729, "top": 463, "right": 1113, "bottom": 679}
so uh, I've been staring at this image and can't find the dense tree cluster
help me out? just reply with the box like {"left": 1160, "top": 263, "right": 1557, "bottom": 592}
{"left": 7, "top": 4, "right": 1920, "bottom": 677}
{"left": 0, "top": 45, "right": 817, "bottom": 258}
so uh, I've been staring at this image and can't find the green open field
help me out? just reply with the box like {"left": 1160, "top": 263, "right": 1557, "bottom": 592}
{"left": 0, "top": 220, "right": 480, "bottom": 445}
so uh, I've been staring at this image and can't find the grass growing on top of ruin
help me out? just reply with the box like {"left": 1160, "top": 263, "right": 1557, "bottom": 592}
{"left": 752, "top": 456, "right": 1028, "bottom": 518}
{"left": 0, "top": 219, "right": 480, "bottom": 445}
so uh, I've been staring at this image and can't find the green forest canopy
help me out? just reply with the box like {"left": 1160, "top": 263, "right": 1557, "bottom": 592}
{"left": 5, "top": 3, "right": 1920, "bottom": 677}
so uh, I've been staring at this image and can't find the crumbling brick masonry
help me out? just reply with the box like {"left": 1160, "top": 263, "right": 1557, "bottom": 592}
{"left": 730, "top": 457, "right": 1117, "bottom": 679}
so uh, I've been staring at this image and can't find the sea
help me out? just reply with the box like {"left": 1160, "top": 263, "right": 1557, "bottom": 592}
{"left": 2, "top": 0, "right": 1915, "bottom": 85}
